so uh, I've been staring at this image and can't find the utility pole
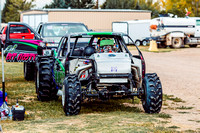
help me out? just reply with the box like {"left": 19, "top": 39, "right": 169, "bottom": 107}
{"left": 96, "top": 0, "right": 99, "bottom": 9}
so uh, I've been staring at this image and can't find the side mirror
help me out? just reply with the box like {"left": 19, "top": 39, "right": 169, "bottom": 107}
{"left": 88, "top": 29, "right": 93, "bottom": 32}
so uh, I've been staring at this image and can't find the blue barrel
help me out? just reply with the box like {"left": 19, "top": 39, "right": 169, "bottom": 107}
{"left": 0, "top": 91, "right": 7, "bottom": 107}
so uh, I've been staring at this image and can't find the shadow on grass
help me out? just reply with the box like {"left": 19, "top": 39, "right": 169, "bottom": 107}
{"left": 5, "top": 77, "right": 27, "bottom": 82}
{"left": 81, "top": 99, "right": 142, "bottom": 114}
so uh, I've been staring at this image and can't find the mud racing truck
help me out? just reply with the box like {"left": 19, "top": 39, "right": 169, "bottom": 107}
{"left": 2, "top": 22, "right": 89, "bottom": 81}
{"left": 35, "top": 32, "right": 163, "bottom": 115}
{"left": 2, "top": 22, "right": 43, "bottom": 81}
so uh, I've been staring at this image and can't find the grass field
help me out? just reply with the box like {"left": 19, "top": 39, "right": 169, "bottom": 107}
{"left": 0, "top": 58, "right": 179, "bottom": 132}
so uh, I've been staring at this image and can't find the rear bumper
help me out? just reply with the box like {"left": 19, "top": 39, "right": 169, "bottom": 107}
{"left": 97, "top": 74, "right": 132, "bottom": 83}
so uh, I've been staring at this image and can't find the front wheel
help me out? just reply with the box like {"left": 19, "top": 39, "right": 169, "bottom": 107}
{"left": 142, "top": 73, "right": 162, "bottom": 114}
{"left": 62, "top": 74, "right": 82, "bottom": 116}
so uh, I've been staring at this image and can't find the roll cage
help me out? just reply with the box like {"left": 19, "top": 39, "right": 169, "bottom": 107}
{"left": 56, "top": 33, "right": 143, "bottom": 60}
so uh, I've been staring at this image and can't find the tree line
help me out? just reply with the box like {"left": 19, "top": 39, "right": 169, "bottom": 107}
{"left": 2, "top": 0, "right": 200, "bottom": 23}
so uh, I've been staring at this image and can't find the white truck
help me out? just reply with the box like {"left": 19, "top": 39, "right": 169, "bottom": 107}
{"left": 150, "top": 17, "right": 200, "bottom": 48}
{"left": 112, "top": 20, "right": 151, "bottom": 46}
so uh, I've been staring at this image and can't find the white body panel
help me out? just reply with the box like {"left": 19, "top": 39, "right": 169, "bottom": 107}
{"left": 151, "top": 17, "right": 200, "bottom": 37}
{"left": 132, "top": 57, "right": 142, "bottom": 76}
{"left": 93, "top": 53, "right": 131, "bottom": 75}
{"left": 112, "top": 20, "right": 151, "bottom": 43}
{"left": 100, "top": 78, "right": 128, "bottom": 83}
{"left": 195, "top": 19, "right": 200, "bottom": 37}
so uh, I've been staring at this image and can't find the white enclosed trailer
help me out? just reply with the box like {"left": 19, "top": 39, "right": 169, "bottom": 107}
{"left": 22, "top": 14, "right": 48, "bottom": 30}
{"left": 112, "top": 20, "right": 151, "bottom": 46}
{"left": 150, "top": 17, "right": 200, "bottom": 48}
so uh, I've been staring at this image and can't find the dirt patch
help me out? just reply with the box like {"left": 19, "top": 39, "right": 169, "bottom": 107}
{"left": 139, "top": 47, "right": 200, "bottom": 131}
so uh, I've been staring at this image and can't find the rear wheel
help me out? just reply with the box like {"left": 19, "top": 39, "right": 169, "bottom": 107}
{"left": 171, "top": 37, "right": 183, "bottom": 48}
{"left": 142, "top": 73, "right": 162, "bottom": 113}
{"left": 35, "top": 57, "right": 58, "bottom": 101}
{"left": 142, "top": 40, "right": 148, "bottom": 46}
{"left": 189, "top": 44, "right": 198, "bottom": 48}
{"left": 24, "top": 62, "right": 35, "bottom": 81}
{"left": 62, "top": 74, "right": 82, "bottom": 116}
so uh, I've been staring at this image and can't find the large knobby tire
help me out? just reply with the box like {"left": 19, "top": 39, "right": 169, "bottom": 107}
{"left": 24, "top": 62, "right": 35, "bottom": 81}
{"left": 142, "top": 73, "right": 162, "bottom": 114}
{"left": 35, "top": 57, "right": 58, "bottom": 101}
{"left": 62, "top": 75, "right": 82, "bottom": 116}
{"left": 171, "top": 37, "right": 183, "bottom": 48}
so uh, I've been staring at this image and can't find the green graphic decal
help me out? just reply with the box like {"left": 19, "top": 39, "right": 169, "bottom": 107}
{"left": 5, "top": 44, "right": 18, "bottom": 53}
{"left": 13, "top": 41, "right": 38, "bottom": 49}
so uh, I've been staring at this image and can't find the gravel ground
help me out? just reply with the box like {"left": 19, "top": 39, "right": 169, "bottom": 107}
{"left": 142, "top": 46, "right": 200, "bottom": 131}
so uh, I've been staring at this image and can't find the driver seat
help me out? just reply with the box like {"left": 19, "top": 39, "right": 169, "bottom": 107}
{"left": 83, "top": 46, "right": 96, "bottom": 56}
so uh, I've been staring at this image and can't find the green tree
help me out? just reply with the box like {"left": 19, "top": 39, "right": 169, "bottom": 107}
{"left": 161, "top": 0, "right": 200, "bottom": 17}
{"left": 101, "top": 0, "right": 161, "bottom": 18}
{"left": 44, "top": 0, "right": 95, "bottom": 9}
{"left": 70, "top": 0, "right": 94, "bottom": 8}
{"left": 44, "top": 0, "right": 68, "bottom": 8}
{"left": 101, "top": 0, "right": 136, "bottom": 9}
{"left": 2, "top": 0, "right": 35, "bottom": 23}
{"left": 137, "top": 0, "right": 161, "bottom": 18}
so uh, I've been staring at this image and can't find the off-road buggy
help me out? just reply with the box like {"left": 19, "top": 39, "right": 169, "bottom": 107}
{"left": 35, "top": 32, "right": 162, "bottom": 115}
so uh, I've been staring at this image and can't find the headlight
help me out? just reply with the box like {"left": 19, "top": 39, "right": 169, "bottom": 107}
{"left": 46, "top": 43, "right": 58, "bottom": 47}
{"left": 43, "top": 49, "right": 52, "bottom": 56}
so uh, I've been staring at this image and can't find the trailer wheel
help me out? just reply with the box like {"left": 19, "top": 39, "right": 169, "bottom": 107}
{"left": 171, "top": 37, "right": 183, "bottom": 48}
{"left": 142, "top": 40, "right": 148, "bottom": 46}
{"left": 142, "top": 73, "right": 162, "bottom": 114}
{"left": 189, "top": 44, "right": 197, "bottom": 48}
{"left": 135, "top": 40, "right": 141, "bottom": 46}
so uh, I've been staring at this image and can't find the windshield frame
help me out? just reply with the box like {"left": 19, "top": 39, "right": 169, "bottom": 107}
{"left": 41, "top": 23, "right": 88, "bottom": 37}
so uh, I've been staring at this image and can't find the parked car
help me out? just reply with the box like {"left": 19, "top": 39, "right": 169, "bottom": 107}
{"left": 0, "top": 25, "right": 34, "bottom": 44}
{"left": 3, "top": 22, "right": 90, "bottom": 81}
{"left": 36, "top": 22, "right": 89, "bottom": 49}
{"left": 3, "top": 22, "right": 42, "bottom": 81}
